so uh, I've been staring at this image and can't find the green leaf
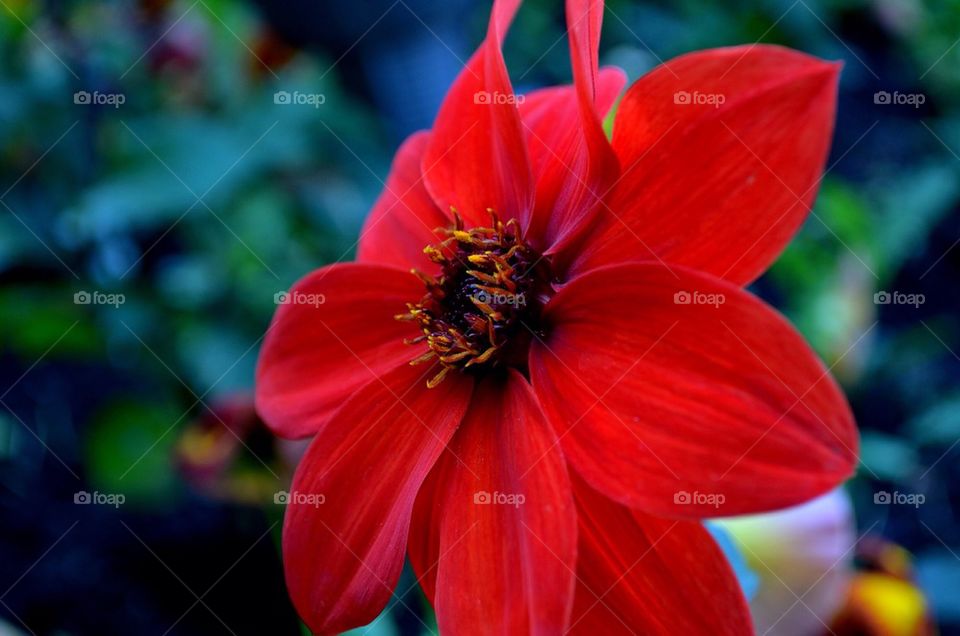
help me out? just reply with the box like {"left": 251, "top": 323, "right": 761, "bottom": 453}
{"left": 85, "top": 399, "right": 182, "bottom": 506}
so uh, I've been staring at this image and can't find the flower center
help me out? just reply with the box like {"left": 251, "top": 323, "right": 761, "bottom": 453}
{"left": 397, "top": 211, "right": 550, "bottom": 388}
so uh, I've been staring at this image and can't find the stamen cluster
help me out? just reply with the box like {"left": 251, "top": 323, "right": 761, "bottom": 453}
{"left": 397, "top": 211, "right": 545, "bottom": 387}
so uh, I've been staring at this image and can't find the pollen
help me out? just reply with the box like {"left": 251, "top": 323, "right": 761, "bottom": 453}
{"left": 396, "top": 209, "right": 548, "bottom": 388}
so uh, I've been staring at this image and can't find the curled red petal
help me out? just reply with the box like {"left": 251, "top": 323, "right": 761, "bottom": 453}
{"left": 421, "top": 0, "right": 533, "bottom": 230}
{"left": 520, "top": 67, "right": 626, "bottom": 250}
{"left": 529, "top": 0, "right": 621, "bottom": 256}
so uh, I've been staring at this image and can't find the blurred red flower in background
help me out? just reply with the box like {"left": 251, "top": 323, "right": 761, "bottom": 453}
{"left": 255, "top": 0, "right": 859, "bottom": 633}
{"left": 175, "top": 394, "right": 307, "bottom": 503}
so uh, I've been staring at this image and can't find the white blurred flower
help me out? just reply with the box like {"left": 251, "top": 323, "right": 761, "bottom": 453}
{"left": 716, "top": 488, "right": 856, "bottom": 636}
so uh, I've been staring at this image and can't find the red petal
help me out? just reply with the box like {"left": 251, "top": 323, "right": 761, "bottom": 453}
{"left": 565, "top": 45, "right": 839, "bottom": 286}
{"left": 568, "top": 474, "right": 752, "bottom": 635}
{"left": 409, "top": 371, "right": 577, "bottom": 634}
{"left": 520, "top": 67, "right": 625, "bottom": 249}
{"left": 421, "top": 0, "right": 534, "bottom": 230}
{"left": 566, "top": 0, "right": 604, "bottom": 100}
{"left": 524, "top": 0, "right": 622, "bottom": 253}
{"left": 530, "top": 263, "right": 858, "bottom": 517}
{"left": 407, "top": 457, "right": 443, "bottom": 603}
{"left": 255, "top": 263, "right": 421, "bottom": 439}
{"left": 357, "top": 131, "right": 452, "bottom": 272}
{"left": 282, "top": 363, "right": 472, "bottom": 635}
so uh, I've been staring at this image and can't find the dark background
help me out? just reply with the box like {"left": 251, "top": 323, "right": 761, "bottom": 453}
{"left": 1, "top": 0, "right": 958, "bottom": 634}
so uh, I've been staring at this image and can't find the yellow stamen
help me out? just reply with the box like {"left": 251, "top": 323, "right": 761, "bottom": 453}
{"left": 395, "top": 209, "right": 544, "bottom": 388}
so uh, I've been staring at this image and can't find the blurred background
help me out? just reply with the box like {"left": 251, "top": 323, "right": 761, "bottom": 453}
{"left": 0, "top": 0, "right": 958, "bottom": 634}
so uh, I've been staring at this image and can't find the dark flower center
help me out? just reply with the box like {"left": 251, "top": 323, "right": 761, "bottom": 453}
{"left": 397, "top": 211, "right": 550, "bottom": 387}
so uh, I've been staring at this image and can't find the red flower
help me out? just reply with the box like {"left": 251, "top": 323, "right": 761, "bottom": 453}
{"left": 255, "top": 0, "right": 858, "bottom": 633}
